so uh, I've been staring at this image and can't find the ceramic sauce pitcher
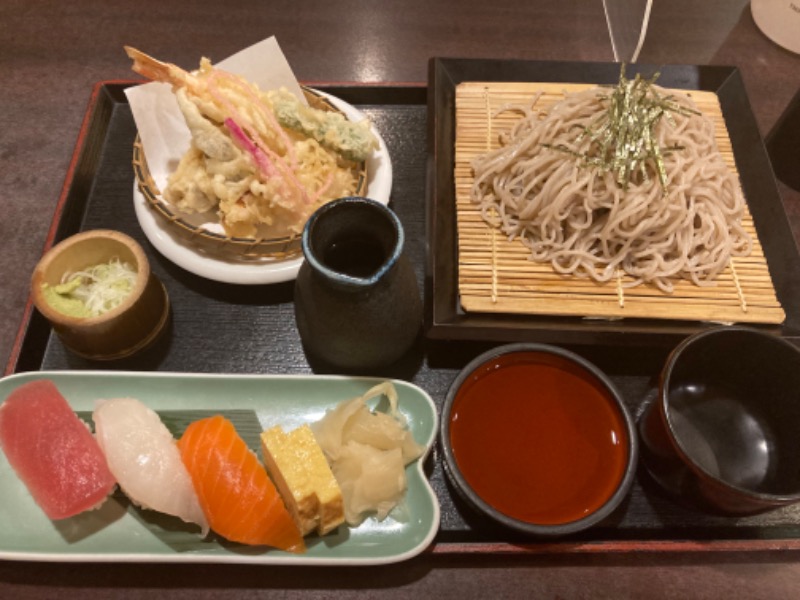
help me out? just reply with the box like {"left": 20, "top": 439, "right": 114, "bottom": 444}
{"left": 294, "top": 197, "right": 422, "bottom": 371}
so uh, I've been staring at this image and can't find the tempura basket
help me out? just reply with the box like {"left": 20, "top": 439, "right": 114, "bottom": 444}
{"left": 132, "top": 88, "right": 368, "bottom": 261}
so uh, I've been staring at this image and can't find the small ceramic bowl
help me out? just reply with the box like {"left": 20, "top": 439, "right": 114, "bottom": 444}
{"left": 440, "top": 343, "right": 638, "bottom": 536}
{"left": 640, "top": 326, "right": 800, "bottom": 515}
{"left": 31, "top": 230, "right": 170, "bottom": 360}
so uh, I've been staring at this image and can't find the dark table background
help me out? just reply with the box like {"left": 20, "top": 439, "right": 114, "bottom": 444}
{"left": 2, "top": 0, "right": 800, "bottom": 597}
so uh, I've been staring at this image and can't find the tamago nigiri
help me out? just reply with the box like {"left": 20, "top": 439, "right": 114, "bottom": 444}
{"left": 0, "top": 379, "right": 116, "bottom": 520}
{"left": 93, "top": 397, "right": 209, "bottom": 534}
{"left": 178, "top": 415, "right": 306, "bottom": 552}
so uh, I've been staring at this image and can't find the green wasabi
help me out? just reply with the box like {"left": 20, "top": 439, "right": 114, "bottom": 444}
{"left": 42, "top": 277, "right": 93, "bottom": 318}
{"left": 41, "top": 258, "right": 137, "bottom": 318}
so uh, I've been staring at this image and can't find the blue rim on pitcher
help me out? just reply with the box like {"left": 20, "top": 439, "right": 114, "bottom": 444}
{"left": 301, "top": 196, "right": 405, "bottom": 287}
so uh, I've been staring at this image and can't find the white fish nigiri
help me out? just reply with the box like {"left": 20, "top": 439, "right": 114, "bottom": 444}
{"left": 93, "top": 397, "right": 208, "bottom": 534}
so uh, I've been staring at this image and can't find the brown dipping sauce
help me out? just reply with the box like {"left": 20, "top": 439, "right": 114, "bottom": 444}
{"left": 449, "top": 351, "right": 628, "bottom": 525}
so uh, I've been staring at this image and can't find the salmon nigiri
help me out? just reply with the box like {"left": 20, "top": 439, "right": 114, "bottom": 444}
{"left": 178, "top": 415, "right": 305, "bottom": 552}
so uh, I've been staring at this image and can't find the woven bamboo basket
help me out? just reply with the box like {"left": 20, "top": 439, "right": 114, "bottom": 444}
{"left": 133, "top": 88, "right": 368, "bottom": 261}
{"left": 455, "top": 81, "right": 785, "bottom": 325}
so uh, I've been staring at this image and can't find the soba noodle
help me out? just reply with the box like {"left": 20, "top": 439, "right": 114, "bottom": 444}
{"left": 470, "top": 85, "right": 751, "bottom": 293}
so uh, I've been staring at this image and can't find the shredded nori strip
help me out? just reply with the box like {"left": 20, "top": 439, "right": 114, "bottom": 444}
{"left": 543, "top": 64, "right": 700, "bottom": 192}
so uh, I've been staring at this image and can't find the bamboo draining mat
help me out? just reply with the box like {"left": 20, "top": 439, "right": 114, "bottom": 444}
{"left": 454, "top": 81, "right": 785, "bottom": 324}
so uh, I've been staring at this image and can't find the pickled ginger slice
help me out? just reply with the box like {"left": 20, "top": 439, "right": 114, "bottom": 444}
{"left": 178, "top": 415, "right": 306, "bottom": 552}
{"left": 311, "top": 382, "right": 424, "bottom": 526}
{"left": 0, "top": 379, "right": 116, "bottom": 520}
{"left": 93, "top": 397, "right": 208, "bottom": 535}
{"left": 331, "top": 442, "right": 407, "bottom": 524}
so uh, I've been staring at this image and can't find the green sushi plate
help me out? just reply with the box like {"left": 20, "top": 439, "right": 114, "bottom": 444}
{"left": 0, "top": 371, "right": 440, "bottom": 565}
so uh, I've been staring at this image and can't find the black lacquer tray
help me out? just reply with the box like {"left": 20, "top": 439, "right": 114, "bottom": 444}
{"left": 7, "top": 81, "right": 800, "bottom": 555}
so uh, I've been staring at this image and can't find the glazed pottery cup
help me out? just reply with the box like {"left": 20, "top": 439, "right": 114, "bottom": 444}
{"left": 31, "top": 230, "right": 170, "bottom": 360}
{"left": 294, "top": 197, "right": 422, "bottom": 371}
{"left": 640, "top": 326, "right": 800, "bottom": 515}
{"left": 440, "top": 343, "right": 638, "bottom": 536}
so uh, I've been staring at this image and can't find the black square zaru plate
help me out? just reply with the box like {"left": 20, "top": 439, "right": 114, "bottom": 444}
{"left": 425, "top": 57, "right": 800, "bottom": 348}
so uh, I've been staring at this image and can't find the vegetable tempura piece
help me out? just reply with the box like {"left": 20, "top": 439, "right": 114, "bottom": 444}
{"left": 269, "top": 89, "right": 378, "bottom": 162}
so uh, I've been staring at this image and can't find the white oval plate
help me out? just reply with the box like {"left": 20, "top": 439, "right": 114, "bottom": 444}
{"left": 0, "top": 371, "right": 438, "bottom": 565}
{"left": 134, "top": 90, "right": 393, "bottom": 285}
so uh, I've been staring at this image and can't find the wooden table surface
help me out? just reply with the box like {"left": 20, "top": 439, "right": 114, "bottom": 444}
{"left": 2, "top": 0, "right": 800, "bottom": 597}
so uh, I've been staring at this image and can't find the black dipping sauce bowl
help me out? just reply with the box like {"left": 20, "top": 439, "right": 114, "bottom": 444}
{"left": 640, "top": 326, "right": 800, "bottom": 515}
{"left": 440, "top": 343, "right": 638, "bottom": 536}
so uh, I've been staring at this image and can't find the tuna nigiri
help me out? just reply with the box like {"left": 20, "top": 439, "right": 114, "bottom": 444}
{"left": 93, "top": 397, "right": 209, "bottom": 534}
{"left": 0, "top": 379, "right": 116, "bottom": 520}
{"left": 178, "top": 415, "right": 305, "bottom": 552}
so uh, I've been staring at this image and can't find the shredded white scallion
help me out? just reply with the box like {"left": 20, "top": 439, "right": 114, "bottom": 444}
{"left": 61, "top": 258, "right": 137, "bottom": 316}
